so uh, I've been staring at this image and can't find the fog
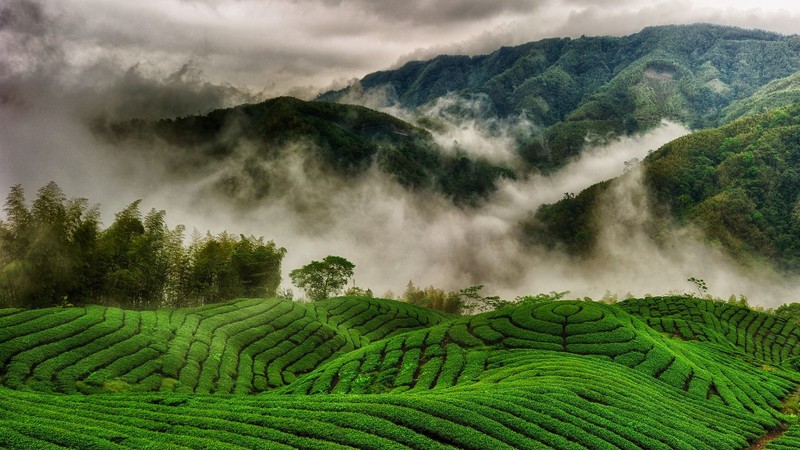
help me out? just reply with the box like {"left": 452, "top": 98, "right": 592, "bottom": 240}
{"left": 6, "top": 81, "right": 800, "bottom": 308}
{"left": 4, "top": 0, "right": 800, "bottom": 98}
{"left": 5, "top": 0, "right": 800, "bottom": 308}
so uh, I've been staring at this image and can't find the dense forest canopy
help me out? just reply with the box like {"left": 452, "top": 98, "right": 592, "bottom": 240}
{"left": 528, "top": 104, "right": 800, "bottom": 272}
{"left": 322, "top": 24, "right": 800, "bottom": 170}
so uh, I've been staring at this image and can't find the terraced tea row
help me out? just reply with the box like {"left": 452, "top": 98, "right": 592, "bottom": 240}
{"left": 287, "top": 300, "right": 798, "bottom": 413}
{"left": 620, "top": 296, "right": 800, "bottom": 366}
{"left": 2, "top": 296, "right": 799, "bottom": 449}
{"left": 311, "top": 296, "right": 450, "bottom": 346}
{"left": 0, "top": 297, "right": 445, "bottom": 394}
{"left": 0, "top": 350, "right": 780, "bottom": 450}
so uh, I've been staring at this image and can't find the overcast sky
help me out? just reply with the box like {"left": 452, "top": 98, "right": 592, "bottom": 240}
{"left": 3, "top": 0, "right": 800, "bottom": 102}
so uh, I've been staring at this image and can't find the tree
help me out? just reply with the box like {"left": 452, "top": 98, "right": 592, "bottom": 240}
{"left": 290, "top": 255, "right": 354, "bottom": 301}
{"left": 0, "top": 183, "right": 286, "bottom": 309}
{"left": 775, "top": 302, "right": 800, "bottom": 325}
{"left": 230, "top": 235, "right": 286, "bottom": 298}
{"left": 0, "top": 182, "right": 100, "bottom": 308}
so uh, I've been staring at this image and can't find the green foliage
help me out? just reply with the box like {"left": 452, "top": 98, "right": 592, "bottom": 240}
{"left": 290, "top": 255, "right": 355, "bottom": 301}
{"left": 775, "top": 302, "right": 800, "bottom": 326}
{"left": 186, "top": 232, "right": 285, "bottom": 305}
{"left": 527, "top": 104, "right": 800, "bottom": 272}
{"left": 2, "top": 295, "right": 800, "bottom": 448}
{"left": 324, "top": 24, "right": 800, "bottom": 170}
{"left": 0, "top": 182, "right": 100, "bottom": 308}
{"left": 646, "top": 105, "right": 800, "bottom": 270}
{"left": 0, "top": 183, "right": 285, "bottom": 309}
{"left": 401, "top": 280, "right": 462, "bottom": 314}
{"left": 102, "top": 96, "right": 514, "bottom": 205}
{"left": 724, "top": 71, "right": 800, "bottom": 122}
{"left": 400, "top": 281, "right": 505, "bottom": 314}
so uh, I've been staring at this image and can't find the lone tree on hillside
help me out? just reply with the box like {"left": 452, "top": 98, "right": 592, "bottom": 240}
{"left": 290, "top": 255, "right": 355, "bottom": 301}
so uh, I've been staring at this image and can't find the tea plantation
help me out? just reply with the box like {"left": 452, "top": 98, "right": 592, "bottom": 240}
{"left": 2, "top": 295, "right": 800, "bottom": 449}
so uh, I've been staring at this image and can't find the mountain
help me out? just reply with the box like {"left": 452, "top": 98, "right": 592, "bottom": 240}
{"left": 98, "top": 25, "right": 800, "bottom": 208}
{"left": 1, "top": 295, "right": 800, "bottom": 448}
{"left": 321, "top": 24, "right": 800, "bottom": 170}
{"left": 723, "top": 71, "right": 800, "bottom": 122}
{"left": 97, "top": 96, "right": 513, "bottom": 204}
{"left": 527, "top": 104, "right": 800, "bottom": 271}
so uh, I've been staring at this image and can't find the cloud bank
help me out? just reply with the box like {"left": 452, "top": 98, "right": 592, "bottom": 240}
{"left": 4, "top": 0, "right": 800, "bottom": 308}
{"left": 3, "top": 0, "right": 800, "bottom": 101}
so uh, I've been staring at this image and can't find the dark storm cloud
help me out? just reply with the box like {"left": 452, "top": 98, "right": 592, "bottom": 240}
{"left": 316, "top": 0, "right": 547, "bottom": 25}
{"left": 5, "top": 0, "right": 799, "bottom": 100}
{"left": 0, "top": 0, "right": 46, "bottom": 35}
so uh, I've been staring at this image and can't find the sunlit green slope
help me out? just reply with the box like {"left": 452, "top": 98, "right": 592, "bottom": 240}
{"left": 1, "top": 296, "right": 800, "bottom": 449}
{"left": 0, "top": 297, "right": 447, "bottom": 395}
{"left": 322, "top": 24, "right": 800, "bottom": 169}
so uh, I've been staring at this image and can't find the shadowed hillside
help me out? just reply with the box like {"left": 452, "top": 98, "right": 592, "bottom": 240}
{"left": 98, "top": 96, "right": 514, "bottom": 205}
{"left": 527, "top": 104, "right": 800, "bottom": 272}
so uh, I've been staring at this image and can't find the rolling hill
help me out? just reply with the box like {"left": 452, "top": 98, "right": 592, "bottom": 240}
{"left": 2, "top": 295, "right": 800, "bottom": 448}
{"left": 321, "top": 24, "right": 800, "bottom": 169}
{"left": 723, "top": 71, "right": 800, "bottom": 122}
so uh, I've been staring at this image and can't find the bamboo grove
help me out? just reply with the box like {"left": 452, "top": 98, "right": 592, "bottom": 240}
{"left": 0, "top": 182, "right": 286, "bottom": 309}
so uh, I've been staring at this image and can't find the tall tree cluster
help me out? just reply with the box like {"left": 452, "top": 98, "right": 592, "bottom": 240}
{"left": 0, "top": 182, "right": 286, "bottom": 309}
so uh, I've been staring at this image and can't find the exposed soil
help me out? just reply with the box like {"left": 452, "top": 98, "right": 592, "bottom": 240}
{"left": 749, "top": 424, "right": 787, "bottom": 450}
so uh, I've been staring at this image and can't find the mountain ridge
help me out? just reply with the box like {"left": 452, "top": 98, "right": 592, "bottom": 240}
{"left": 97, "top": 96, "right": 514, "bottom": 205}
{"left": 527, "top": 103, "right": 800, "bottom": 273}
{"left": 321, "top": 24, "right": 800, "bottom": 169}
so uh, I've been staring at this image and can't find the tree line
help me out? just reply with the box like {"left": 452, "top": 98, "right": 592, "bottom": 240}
{"left": 0, "top": 182, "right": 285, "bottom": 309}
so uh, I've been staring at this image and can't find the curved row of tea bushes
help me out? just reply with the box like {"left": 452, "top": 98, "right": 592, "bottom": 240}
{"left": 2, "top": 296, "right": 800, "bottom": 448}
{"left": 286, "top": 300, "right": 798, "bottom": 423}
{"left": 0, "top": 351, "right": 778, "bottom": 450}
{"left": 620, "top": 296, "right": 800, "bottom": 366}
{"left": 311, "top": 296, "right": 450, "bottom": 345}
{"left": 765, "top": 423, "right": 800, "bottom": 449}
{"left": 0, "top": 297, "right": 450, "bottom": 395}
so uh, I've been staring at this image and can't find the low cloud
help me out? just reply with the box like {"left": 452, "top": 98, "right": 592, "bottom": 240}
{"left": 5, "top": 0, "right": 800, "bottom": 101}
{"left": 5, "top": 88, "right": 800, "bottom": 308}
{"left": 5, "top": 0, "right": 800, "bottom": 309}
{"left": 564, "top": 166, "right": 800, "bottom": 307}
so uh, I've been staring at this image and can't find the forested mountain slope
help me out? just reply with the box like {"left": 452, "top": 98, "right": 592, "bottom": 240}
{"left": 97, "top": 25, "right": 800, "bottom": 210}
{"left": 322, "top": 24, "right": 800, "bottom": 169}
{"left": 528, "top": 104, "right": 800, "bottom": 271}
{"left": 2, "top": 295, "right": 800, "bottom": 449}
{"left": 99, "top": 96, "right": 513, "bottom": 205}
{"left": 723, "top": 71, "right": 800, "bottom": 122}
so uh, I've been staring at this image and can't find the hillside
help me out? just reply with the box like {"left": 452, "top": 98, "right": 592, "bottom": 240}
{"left": 0, "top": 297, "right": 447, "bottom": 394}
{"left": 3, "top": 296, "right": 800, "bottom": 448}
{"left": 528, "top": 104, "right": 800, "bottom": 271}
{"left": 322, "top": 24, "right": 800, "bottom": 169}
{"left": 98, "top": 96, "right": 513, "bottom": 205}
{"left": 723, "top": 71, "right": 800, "bottom": 122}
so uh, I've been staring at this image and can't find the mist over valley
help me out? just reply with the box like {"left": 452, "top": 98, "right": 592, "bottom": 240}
{"left": 10, "top": 2, "right": 800, "bottom": 449}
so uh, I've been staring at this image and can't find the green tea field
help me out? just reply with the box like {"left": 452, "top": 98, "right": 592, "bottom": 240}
{"left": 2, "top": 296, "right": 800, "bottom": 449}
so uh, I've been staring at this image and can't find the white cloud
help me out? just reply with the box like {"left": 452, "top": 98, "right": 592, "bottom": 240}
{"left": 4, "top": 0, "right": 800, "bottom": 307}
{"left": 5, "top": 0, "right": 800, "bottom": 99}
